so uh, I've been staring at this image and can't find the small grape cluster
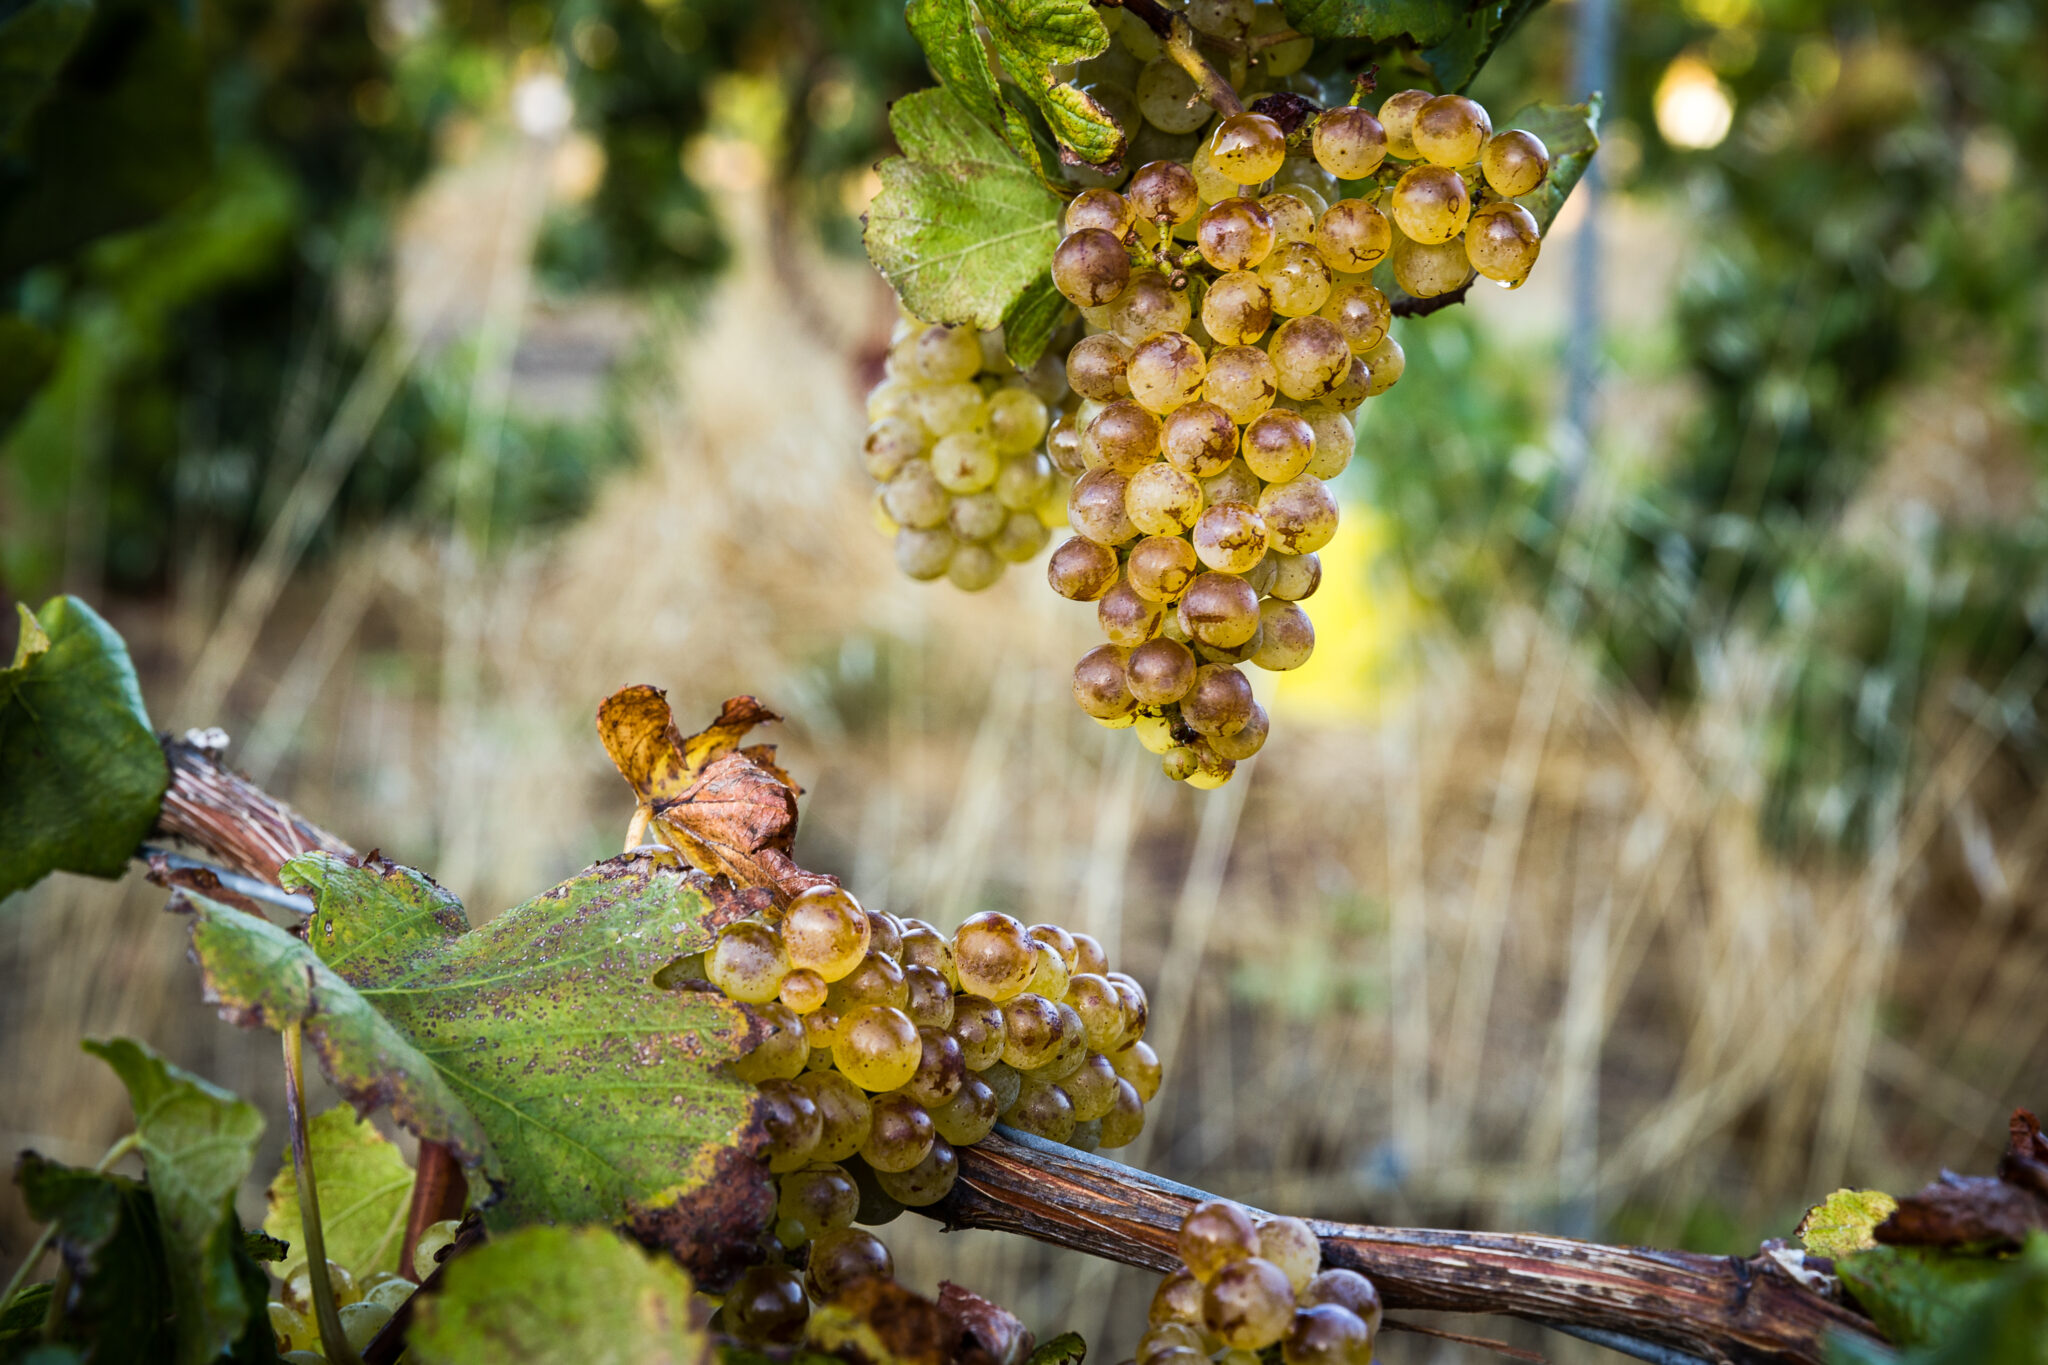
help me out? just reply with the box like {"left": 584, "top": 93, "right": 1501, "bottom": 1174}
{"left": 264, "top": 1220, "right": 460, "bottom": 1361}
{"left": 1142, "top": 1200, "right": 1382, "bottom": 1365}
{"left": 864, "top": 320, "right": 1073, "bottom": 590}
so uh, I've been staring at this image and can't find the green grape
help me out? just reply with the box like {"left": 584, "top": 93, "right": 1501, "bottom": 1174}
{"left": 931, "top": 1073, "right": 1001, "bottom": 1145}
{"left": 904, "top": 964, "right": 955, "bottom": 1029}
{"left": 1257, "top": 1216, "right": 1322, "bottom": 1292}
{"left": 338, "top": 1301, "right": 393, "bottom": 1352}
{"left": 1201, "top": 271, "right": 1274, "bottom": 347}
{"left": 901, "top": 1025, "right": 966, "bottom": 1107}
{"left": 1362, "top": 335, "right": 1404, "bottom": 396}
{"left": 268, "top": 1300, "right": 308, "bottom": 1350}
{"left": 1128, "top": 534, "right": 1201, "bottom": 604}
{"left": 949, "top": 490, "right": 1007, "bottom": 543}
{"left": 1377, "top": 89, "right": 1432, "bottom": 159}
{"left": 1312, "top": 200, "right": 1391, "bottom": 274}
{"left": 1188, "top": 0, "right": 1252, "bottom": 37}
{"left": 980, "top": 1059, "right": 1025, "bottom": 1113}
{"left": 1053, "top": 228, "right": 1133, "bottom": 307}
{"left": 1127, "top": 332, "right": 1208, "bottom": 415}
{"left": 1259, "top": 192, "right": 1319, "bottom": 245}
{"left": 1068, "top": 1118, "right": 1103, "bottom": 1152}
{"left": 869, "top": 911, "right": 906, "bottom": 961}
{"left": 827, "top": 950, "right": 909, "bottom": 1014}
{"left": 999, "top": 992, "right": 1066, "bottom": 1070}
{"left": 977, "top": 328, "right": 1009, "bottom": 373}
{"left": 1413, "top": 93, "right": 1491, "bottom": 167}
{"left": 758, "top": 1077, "right": 823, "bottom": 1173}
{"left": 867, "top": 377, "right": 919, "bottom": 424}
{"left": 724, "top": 1264, "right": 809, "bottom": 1344}
{"left": 1202, "top": 345, "right": 1279, "bottom": 425}
{"left": 1201, "top": 458, "right": 1263, "bottom": 509}
{"left": 895, "top": 527, "right": 955, "bottom": 582}
{"left": 708, "top": 921, "right": 790, "bottom": 1004}
{"left": 912, "top": 324, "right": 986, "bottom": 385}
{"left": 931, "top": 431, "right": 1000, "bottom": 494}
{"left": 1112, "top": 1037, "right": 1162, "bottom": 1099}
{"left": 1204, "top": 1257, "right": 1296, "bottom": 1348}
{"left": 1064, "top": 973, "right": 1128, "bottom": 1050}
{"left": 1026, "top": 1002, "right": 1090, "bottom": 1081}
{"left": 1311, "top": 106, "right": 1387, "bottom": 179}
{"left": 901, "top": 926, "right": 959, "bottom": 989}
{"left": 955, "top": 910, "right": 1039, "bottom": 1002}
{"left": 1210, "top": 112, "right": 1286, "bottom": 185}
{"left": 1301, "top": 1269, "right": 1382, "bottom": 1335}
{"left": 1198, "top": 198, "right": 1277, "bottom": 272}
{"left": 1181, "top": 662, "right": 1256, "bottom": 737}
{"left": 1302, "top": 409, "right": 1353, "bottom": 479}
{"left": 1136, "top": 711, "right": 1177, "bottom": 753}
{"left": 1282, "top": 1305, "right": 1371, "bottom": 1365}
{"left": 781, "top": 968, "right": 828, "bottom": 1014}
{"left": 1047, "top": 414, "right": 1087, "bottom": 475}
{"left": 783, "top": 886, "right": 872, "bottom": 983}
{"left": 861, "top": 1091, "right": 936, "bottom": 1173}
{"left": 947, "top": 544, "right": 1005, "bottom": 592}
{"left": 1048, "top": 535, "right": 1123, "bottom": 601}
{"left": 1068, "top": 467, "right": 1137, "bottom": 545}
{"left": 1392, "top": 235, "right": 1473, "bottom": 298}
{"left": 1111, "top": 271, "right": 1193, "bottom": 345}
{"left": 1257, "top": 476, "right": 1338, "bottom": 554}
{"left": 1192, "top": 502, "right": 1271, "bottom": 575}
{"left": 1151, "top": 1267, "right": 1207, "bottom": 1326}
{"left": 1319, "top": 281, "right": 1390, "bottom": 355}
{"left": 796, "top": 1069, "right": 874, "bottom": 1163}
{"left": 994, "top": 511, "right": 1050, "bottom": 564}
{"left": 1248, "top": 2, "right": 1312, "bottom": 74}
{"left": 863, "top": 417, "right": 926, "bottom": 483}
{"left": 1465, "top": 200, "right": 1541, "bottom": 283}
{"left": 1178, "top": 573, "right": 1260, "bottom": 649}
{"left": 1073, "top": 932, "right": 1109, "bottom": 976}
{"left": 1389, "top": 165, "right": 1470, "bottom": 245}
{"left": 1210, "top": 703, "right": 1270, "bottom": 760}
{"left": 1272, "top": 180, "right": 1328, "bottom": 220}
{"left": 882, "top": 459, "right": 948, "bottom": 531}
{"left": 1129, "top": 159, "right": 1202, "bottom": 224}
{"left": 1067, "top": 186, "right": 1137, "bottom": 237}
{"left": 1126, "top": 463, "right": 1205, "bottom": 538}
{"left": 1481, "top": 128, "right": 1550, "bottom": 197}
{"left": 995, "top": 451, "right": 1055, "bottom": 510}
{"left": 1061, "top": 1051, "right": 1122, "bottom": 1121}
{"left": 1242, "top": 549, "right": 1280, "bottom": 595}
{"left": 412, "top": 1222, "right": 462, "bottom": 1282}
{"left": 875, "top": 1135, "right": 959, "bottom": 1207}
{"left": 1320, "top": 356, "right": 1368, "bottom": 414}
{"left": 1251, "top": 600, "right": 1314, "bottom": 672}
{"left": 1240, "top": 409, "right": 1315, "bottom": 482}
{"left": 1072, "top": 643, "right": 1138, "bottom": 721}
{"left": 1027, "top": 922, "right": 1079, "bottom": 969}
{"left": 949, "top": 993, "right": 1008, "bottom": 1070}
{"left": 735, "top": 1000, "right": 810, "bottom": 1083}
{"left": 1136, "top": 59, "right": 1209, "bottom": 133}
{"left": 988, "top": 388, "right": 1050, "bottom": 455}
{"left": 1004, "top": 1077, "right": 1077, "bottom": 1143}
{"left": 1098, "top": 1075, "right": 1147, "bottom": 1148}
{"left": 1127, "top": 637, "right": 1199, "bottom": 705}
{"left": 1016, "top": 944, "right": 1068, "bottom": 1012}
{"left": 833, "top": 1003, "right": 922, "bottom": 1092}
{"left": 1160, "top": 403, "right": 1239, "bottom": 481}
{"left": 802, "top": 1004, "right": 844, "bottom": 1052}
{"left": 806, "top": 1227, "right": 895, "bottom": 1300}
{"left": 1190, "top": 139, "right": 1239, "bottom": 205}
{"left": 1257, "top": 241, "right": 1332, "bottom": 318}
{"left": 1068, "top": 333, "right": 1132, "bottom": 402}
{"left": 1180, "top": 1200, "right": 1260, "bottom": 1282}
{"left": 777, "top": 1163, "right": 860, "bottom": 1243}
{"left": 1267, "top": 317, "right": 1350, "bottom": 401}
{"left": 908, "top": 381, "right": 987, "bottom": 438}
{"left": 1139, "top": 1322, "right": 1212, "bottom": 1363}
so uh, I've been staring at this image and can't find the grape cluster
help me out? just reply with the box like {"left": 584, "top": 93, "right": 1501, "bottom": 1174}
{"left": 864, "top": 320, "right": 1073, "bottom": 590}
{"left": 1143, "top": 1200, "right": 1383, "bottom": 1365}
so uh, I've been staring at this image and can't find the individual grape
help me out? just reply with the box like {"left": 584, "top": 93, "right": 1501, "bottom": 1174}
{"left": 1027, "top": 922, "right": 1079, "bottom": 970}
{"left": 783, "top": 886, "right": 872, "bottom": 982}
{"left": 832, "top": 1003, "right": 922, "bottom": 1092}
{"left": 947, "top": 993, "right": 1007, "bottom": 1071}
{"left": 1066, "top": 186, "right": 1137, "bottom": 237}
{"left": 1272, "top": 179, "right": 1329, "bottom": 221}
{"left": 1198, "top": 198, "right": 1277, "bottom": 271}
{"left": 1311, "top": 106, "right": 1388, "bottom": 179}
{"left": 1190, "top": 139, "right": 1239, "bottom": 205}
{"left": 903, "top": 1024, "right": 967, "bottom": 1107}
{"left": 1138, "top": 1323, "right": 1210, "bottom": 1365}
{"left": 1191, "top": 502, "right": 1270, "bottom": 575}
{"left": 911, "top": 324, "right": 985, "bottom": 385}
{"left": 1389, "top": 165, "right": 1470, "bottom": 245}
{"left": 1061, "top": 1050, "right": 1122, "bottom": 1121}
{"left": 828, "top": 951, "right": 909, "bottom": 1013}
{"left": 1377, "top": 88, "right": 1432, "bottom": 159}
{"left": 845, "top": 1167, "right": 901, "bottom": 1226}
{"left": 1301, "top": 408, "right": 1353, "bottom": 479}
{"left": 1182, "top": 662, "right": 1256, "bottom": 737}
{"left": 949, "top": 490, "right": 1007, "bottom": 543}
{"left": 1072, "top": 932, "right": 1109, "bottom": 976}
{"left": 708, "top": 920, "right": 790, "bottom": 1004}
{"left": 980, "top": 1059, "right": 1024, "bottom": 1114}
{"left": 1187, "top": 0, "right": 1252, "bottom": 38}
{"left": 1482, "top": 128, "right": 1550, "bottom": 197}
{"left": 1136, "top": 59, "right": 1209, "bottom": 134}
{"left": 1026, "top": 1002, "right": 1090, "bottom": 1081}
{"left": 1151, "top": 1267, "right": 1206, "bottom": 1326}
{"left": 1068, "top": 466, "right": 1137, "bottom": 545}
{"left": 1053, "top": 227, "right": 1132, "bottom": 307}
{"left": 412, "top": 1222, "right": 461, "bottom": 1282}
{"left": 1267, "top": 316, "right": 1350, "bottom": 400}
{"left": 1242, "top": 550, "right": 1279, "bottom": 595}
{"left": 863, "top": 418, "right": 925, "bottom": 483}
{"left": 778, "top": 1163, "right": 860, "bottom": 1243}
{"left": 954, "top": 910, "right": 1038, "bottom": 1001}
{"left": 1126, "top": 463, "right": 1205, "bottom": 538}
{"left": 1156, "top": 405, "right": 1235, "bottom": 482}
{"left": 987, "top": 388, "right": 1050, "bottom": 455}
{"left": 1257, "top": 476, "right": 1339, "bottom": 554}
{"left": 993, "top": 511, "right": 1049, "bottom": 563}
{"left": 894, "top": 527, "right": 955, "bottom": 582}
{"left": 861, "top": 1092, "right": 936, "bottom": 1173}
{"left": 269, "top": 1300, "right": 309, "bottom": 1350}
{"left": 1127, "top": 637, "right": 1199, "bottom": 705}
{"left": 1202, "top": 345, "right": 1279, "bottom": 425}
{"left": 1281, "top": 1304, "right": 1371, "bottom": 1365}
{"left": 995, "top": 451, "right": 1055, "bottom": 511}
{"left": 1177, "top": 573, "right": 1261, "bottom": 649}
{"left": 1108, "top": 971, "right": 1150, "bottom": 1041}
{"left": 1127, "top": 332, "right": 1208, "bottom": 415}
{"left": 868, "top": 911, "right": 906, "bottom": 961}
{"left": 999, "top": 992, "right": 1066, "bottom": 1070}
{"left": 1098, "top": 1076, "right": 1147, "bottom": 1147}
{"left": 1126, "top": 533, "right": 1201, "bottom": 607}
{"left": 802, "top": 1006, "right": 844, "bottom": 1053}
{"left": 735, "top": 1000, "right": 810, "bottom": 1082}
{"left": 1258, "top": 1217, "right": 1322, "bottom": 1291}
{"left": 1392, "top": 235, "right": 1473, "bottom": 298}
{"left": 1260, "top": 192, "right": 1319, "bottom": 245}
{"left": 1251, "top": 600, "right": 1315, "bottom": 672}
{"left": 931, "top": 431, "right": 1000, "bottom": 494}
{"left": 807, "top": 1227, "right": 895, "bottom": 1300}
{"left": 1319, "top": 280, "right": 1391, "bottom": 355}
{"left": 1320, "top": 357, "right": 1369, "bottom": 414}
{"left": 1209, "top": 703, "right": 1270, "bottom": 760}
{"left": 908, "top": 381, "right": 986, "bottom": 438}
{"left": 1312, "top": 199, "right": 1391, "bottom": 274}
{"left": 1465, "top": 200, "right": 1541, "bottom": 283}
{"left": 876, "top": 1134, "right": 959, "bottom": 1208}
{"left": 1241, "top": 409, "right": 1316, "bottom": 482}
{"left": 1004, "top": 1077, "right": 1077, "bottom": 1143}
{"left": 335, "top": 1300, "right": 392, "bottom": 1352}
{"left": 1301, "top": 1269, "right": 1383, "bottom": 1335}
{"left": 1201, "top": 458, "right": 1263, "bottom": 509}
{"left": 1413, "top": 93, "right": 1492, "bottom": 167}
{"left": 1097, "top": 579, "right": 1165, "bottom": 647}
{"left": 725, "top": 1264, "right": 808, "bottom": 1343}
{"left": 1128, "top": 159, "right": 1201, "bottom": 225}
{"left": 1265, "top": 551, "right": 1320, "bottom": 603}
{"left": 867, "top": 376, "right": 918, "bottom": 423}
{"left": 1047, "top": 535, "right": 1122, "bottom": 601}
{"left": 1210, "top": 112, "right": 1286, "bottom": 185}
{"left": 1064, "top": 973, "right": 1126, "bottom": 1051}
{"left": 1201, "top": 271, "right": 1273, "bottom": 347}
{"left": 1046, "top": 414, "right": 1087, "bottom": 475}
{"left": 758, "top": 1077, "right": 823, "bottom": 1172}
{"left": 883, "top": 459, "right": 949, "bottom": 531}
{"left": 1248, "top": 1, "right": 1312, "bottom": 73}
{"left": 1362, "top": 334, "right": 1405, "bottom": 396}
{"left": 1112, "top": 1037, "right": 1162, "bottom": 1100}
{"left": 1204, "top": 1257, "right": 1296, "bottom": 1349}
{"left": 1257, "top": 241, "right": 1332, "bottom": 318}
{"left": 1067, "top": 333, "right": 1132, "bottom": 401}
{"left": 1087, "top": 399, "right": 1164, "bottom": 473}
{"left": 931, "top": 1073, "right": 1000, "bottom": 1145}
{"left": 1180, "top": 1200, "right": 1261, "bottom": 1282}
{"left": 902, "top": 963, "right": 955, "bottom": 1030}
{"left": 1072, "top": 643, "right": 1137, "bottom": 721}
{"left": 901, "top": 925, "right": 959, "bottom": 987}
{"left": 1111, "top": 271, "right": 1193, "bottom": 345}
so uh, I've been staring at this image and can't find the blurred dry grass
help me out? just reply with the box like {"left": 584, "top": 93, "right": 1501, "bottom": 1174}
{"left": 4, "top": 118, "right": 2045, "bottom": 1364}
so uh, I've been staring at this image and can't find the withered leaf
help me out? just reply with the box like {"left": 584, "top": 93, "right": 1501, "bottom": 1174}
{"left": 806, "top": 1277, "right": 955, "bottom": 1365}
{"left": 939, "top": 1282, "right": 1035, "bottom": 1365}
{"left": 1877, "top": 1172, "right": 2048, "bottom": 1252}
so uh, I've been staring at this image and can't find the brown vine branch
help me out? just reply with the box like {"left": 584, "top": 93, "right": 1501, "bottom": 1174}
{"left": 143, "top": 738, "right": 1883, "bottom": 1365}
{"left": 1100, "top": 0, "right": 1245, "bottom": 116}
{"left": 1391, "top": 281, "right": 1474, "bottom": 318}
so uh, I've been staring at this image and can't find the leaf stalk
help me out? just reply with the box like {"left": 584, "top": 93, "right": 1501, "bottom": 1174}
{"left": 285, "top": 1021, "right": 365, "bottom": 1365}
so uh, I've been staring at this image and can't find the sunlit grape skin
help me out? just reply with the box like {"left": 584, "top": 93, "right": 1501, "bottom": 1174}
{"left": 1389, "top": 164, "right": 1471, "bottom": 244}
{"left": 1414, "top": 93, "right": 1492, "bottom": 166}
{"left": 1482, "top": 128, "right": 1551, "bottom": 197}
{"left": 1127, "top": 535, "right": 1202, "bottom": 604}
{"left": 1180, "top": 1200, "right": 1261, "bottom": 1282}
{"left": 1465, "top": 200, "right": 1542, "bottom": 282}
{"left": 1378, "top": 89, "right": 1432, "bottom": 160}
{"left": 1203, "top": 1257, "right": 1297, "bottom": 1350}
{"left": 1210, "top": 112, "right": 1287, "bottom": 185}
{"left": 1129, "top": 159, "right": 1201, "bottom": 224}
{"left": 1311, "top": 105, "right": 1387, "bottom": 179}
{"left": 1197, "top": 198, "right": 1277, "bottom": 272}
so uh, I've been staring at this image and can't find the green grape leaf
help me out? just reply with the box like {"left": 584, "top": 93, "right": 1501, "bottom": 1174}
{"left": 1829, "top": 1235, "right": 2048, "bottom": 1365}
{"left": 1500, "top": 95, "right": 1601, "bottom": 233}
{"left": 1418, "top": 0, "right": 1546, "bottom": 93}
{"left": 0, "top": 0, "right": 92, "bottom": 142}
{"left": 999, "top": 272, "right": 1068, "bottom": 367}
{"left": 241, "top": 1230, "right": 289, "bottom": 1264}
{"left": 906, "top": 0, "right": 1057, "bottom": 182}
{"left": 1026, "top": 1331, "right": 1087, "bottom": 1365}
{"left": 82, "top": 1038, "right": 265, "bottom": 1365}
{"left": 261, "top": 1106, "right": 414, "bottom": 1282}
{"left": 0, "top": 1282, "right": 53, "bottom": 1337}
{"left": 1800, "top": 1189, "right": 1902, "bottom": 1260}
{"left": 1280, "top": 0, "right": 1465, "bottom": 44}
{"left": 975, "top": 0, "right": 1123, "bottom": 168}
{"left": 407, "top": 1225, "right": 710, "bottom": 1365}
{"left": 12, "top": 1153, "right": 176, "bottom": 1362}
{"left": 0, "top": 595, "right": 168, "bottom": 902}
{"left": 1838, "top": 1244, "right": 2011, "bottom": 1349}
{"left": 865, "top": 86, "right": 1065, "bottom": 333}
{"left": 178, "top": 849, "right": 773, "bottom": 1283}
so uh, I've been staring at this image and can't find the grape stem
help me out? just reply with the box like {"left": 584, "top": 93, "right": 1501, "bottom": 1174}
{"left": 1099, "top": 0, "right": 1246, "bottom": 116}
{"left": 285, "top": 1020, "right": 366, "bottom": 1365}
{"left": 1392, "top": 281, "right": 1473, "bottom": 317}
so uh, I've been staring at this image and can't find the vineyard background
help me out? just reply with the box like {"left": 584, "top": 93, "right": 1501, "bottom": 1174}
{"left": 4, "top": 0, "right": 2046, "bottom": 1360}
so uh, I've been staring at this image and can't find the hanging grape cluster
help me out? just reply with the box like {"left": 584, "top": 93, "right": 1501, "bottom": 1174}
{"left": 696, "top": 884, "right": 1160, "bottom": 1344}
{"left": 1144, "top": 1199, "right": 1384, "bottom": 1365}
{"left": 863, "top": 322, "right": 1073, "bottom": 590}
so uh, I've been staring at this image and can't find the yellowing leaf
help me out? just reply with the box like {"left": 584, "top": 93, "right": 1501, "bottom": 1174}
{"left": 263, "top": 1106, "right": 415, "bottom": 1283}
{"left": 1798, "top": 1188, "right": 1900, "bottom": 1260}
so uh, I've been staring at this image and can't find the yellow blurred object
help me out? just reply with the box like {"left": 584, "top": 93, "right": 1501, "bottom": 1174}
{"left": 1270, "top": 501, "right": 1424, "bottom": 721}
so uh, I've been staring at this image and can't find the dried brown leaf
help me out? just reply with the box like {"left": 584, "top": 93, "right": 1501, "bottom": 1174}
{"left": 597, "top": 684, "right": 695, "bottom": 804}
{"left": 1875, "top": 1172, "right": 2048, "bottom": 1251}
{"left": 936, "top": 1282, "right": 1033, "bottom": 1365}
